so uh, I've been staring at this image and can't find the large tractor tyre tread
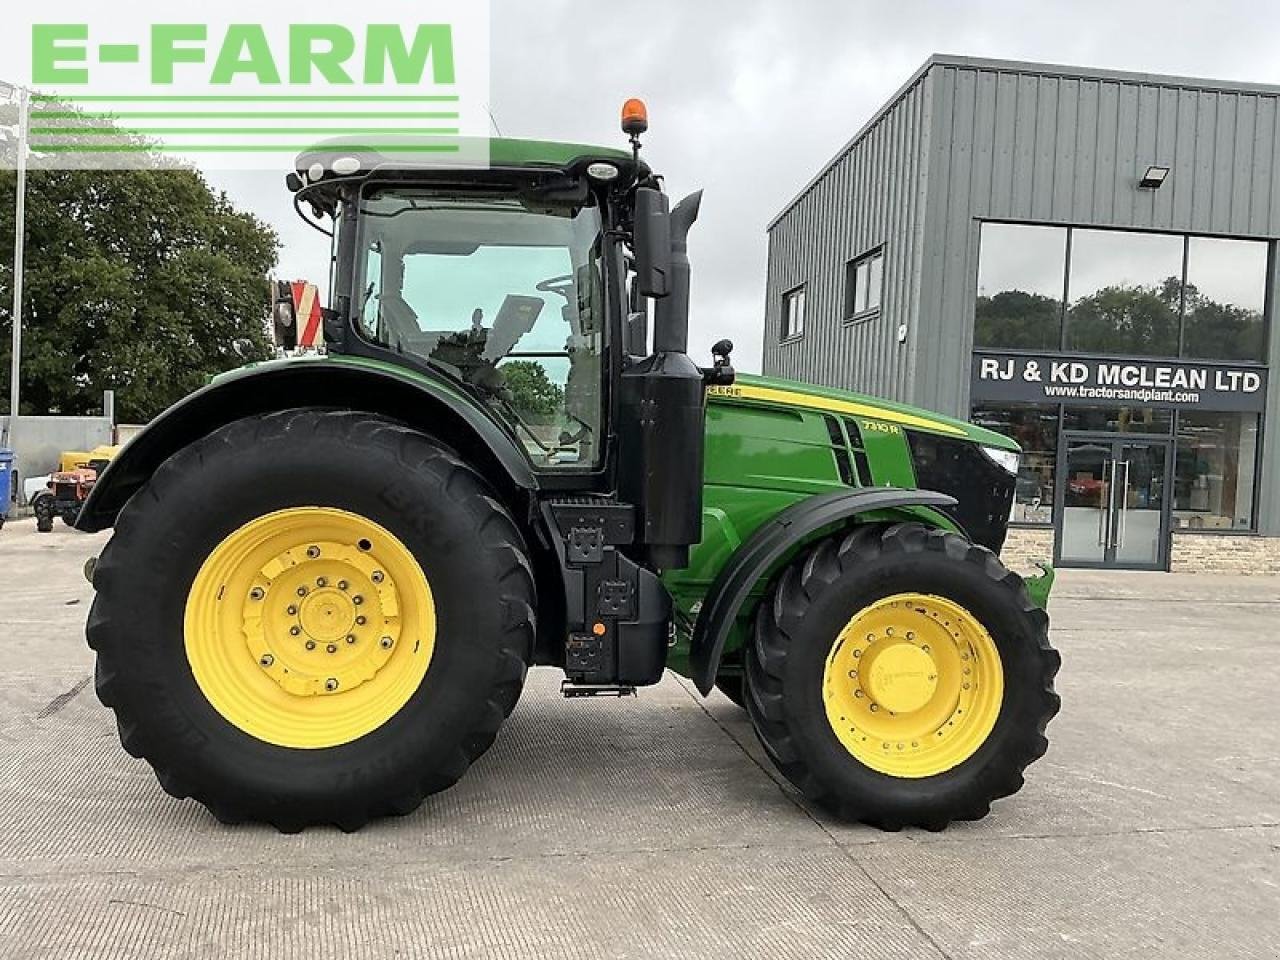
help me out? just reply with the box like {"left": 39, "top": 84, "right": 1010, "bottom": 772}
{"left": 88, "top": 409, "right": 535, "bottom": 833}
{"left": 745, "top": 522, "right": 1059, "bottom": 831}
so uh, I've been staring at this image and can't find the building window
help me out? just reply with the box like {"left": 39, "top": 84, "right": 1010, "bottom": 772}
{"left": 975, "top": 223, "right": 1066, "bottom": 350}
{"left": 1065, "top": 229, "right": 1184, "bottom": 356}
{"left": 1173, "top": 411, "right": 1259, "bottom": 531}
{"left": 971, "top": 404, "right": 1059, "bottom": 524}
{"left": 844, "top": 248, "right": 884, "bottom": 320}
{"left": 781, "top": 285, "right": 806, "bottom": 340}
{"left": 1183, "top": 238, "right": 1268, "bottom": 362}
{"left": 975, "top": 223, "right": 1271, "bottom": 361}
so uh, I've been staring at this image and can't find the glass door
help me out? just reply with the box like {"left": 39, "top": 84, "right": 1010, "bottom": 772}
{"left": 1112, "top": 441, "right": 1167, "bottom": 566}
{"left": 1056, "top": 435, "right": 1171, "bottom": 570}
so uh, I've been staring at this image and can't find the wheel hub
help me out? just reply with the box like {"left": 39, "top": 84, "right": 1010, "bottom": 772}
{"left": 298, "top": 589, "right": 355, "bottom": 642}
{"left": 862, "top": 642, "right": 937, "bottom": 714}
{"left": 822, "top": 593, "right": 1004, "bottom": 778}
{"left": 240, "top": 538, "right": 406, "bottom": 698}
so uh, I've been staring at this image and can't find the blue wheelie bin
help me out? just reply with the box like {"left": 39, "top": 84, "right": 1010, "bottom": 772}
{"left": 0, "top": 448, "right": 13, "bottom": 529}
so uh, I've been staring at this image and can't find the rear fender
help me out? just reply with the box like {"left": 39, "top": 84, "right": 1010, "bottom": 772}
{"left": 78, "top": 358, "right": 538, "bottom": 533}
{"left": 689, "top": 488, "right": 959, "bottom": 694}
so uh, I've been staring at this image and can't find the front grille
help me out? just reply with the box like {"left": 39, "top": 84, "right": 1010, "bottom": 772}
{"left": 905, "top": 431, "right": 1014, "bottom": 554}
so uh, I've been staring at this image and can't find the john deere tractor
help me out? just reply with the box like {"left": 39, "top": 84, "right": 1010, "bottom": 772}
{"left": 78, "top": 103, "right": 1059, "bottom": 832}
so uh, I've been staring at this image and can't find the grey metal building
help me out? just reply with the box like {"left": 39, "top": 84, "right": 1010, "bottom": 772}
{"left": 764, "top": 54, "right": 1280, "bottom": 571}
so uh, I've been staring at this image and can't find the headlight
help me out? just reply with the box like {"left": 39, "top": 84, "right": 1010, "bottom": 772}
{"left": 980, "top": 445, "right": 1020, "bottom": 475}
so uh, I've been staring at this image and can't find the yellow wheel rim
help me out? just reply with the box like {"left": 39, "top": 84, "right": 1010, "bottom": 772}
{"left": 822, "top": 593, "right": 1003, "bottom": 778}
{"left": 184, "top": 507, "right": 436, "bottom": 749}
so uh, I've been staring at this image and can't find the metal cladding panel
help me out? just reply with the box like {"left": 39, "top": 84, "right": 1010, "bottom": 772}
{"left": 762, "top": 75, "right": 932, "bottom": 404}
{"left": 915, "top": 60, "right": 1280, "bottom": 416}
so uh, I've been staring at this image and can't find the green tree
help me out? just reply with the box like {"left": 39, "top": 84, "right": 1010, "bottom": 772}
{"left": 0, "top": 105, "right": 278, "bottom": 422}
{"left": 1065, "top": 278, "right": 1180, "bottom": 355}
{"left": 974, "top": 290, "right": 1062, "bottom": 349}
{"left": 1182, "top": 279, "right": 1265, "bottom": 361}
{"left": 502, "top": 360, "right": 564, "bottom": 418}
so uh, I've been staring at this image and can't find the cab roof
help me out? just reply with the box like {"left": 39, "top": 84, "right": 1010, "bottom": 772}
{"left": 290, "top": 136, "right": 643, "bottom": 194}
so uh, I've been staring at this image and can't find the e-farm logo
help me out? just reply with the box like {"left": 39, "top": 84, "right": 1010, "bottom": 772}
{"left": 1, "top": 2, "right": 490, "bottom": 170}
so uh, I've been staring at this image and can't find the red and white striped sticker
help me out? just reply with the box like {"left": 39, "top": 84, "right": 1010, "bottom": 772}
{"left": 291, "top": 281, "right": 323, "bottom": 348}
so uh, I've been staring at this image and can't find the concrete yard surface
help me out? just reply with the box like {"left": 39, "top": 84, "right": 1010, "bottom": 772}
{"left": 1, "top": 518, "right": 1277, "bottom": 959}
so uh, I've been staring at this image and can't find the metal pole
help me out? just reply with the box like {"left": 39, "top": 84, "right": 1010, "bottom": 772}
{"left": 7, "top": 86, "right": 28, "bottom": 444}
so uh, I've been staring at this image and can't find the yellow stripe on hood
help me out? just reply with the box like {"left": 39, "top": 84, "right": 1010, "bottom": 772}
{"left": 707, "top": 384, "right": 967, "bottom": 437}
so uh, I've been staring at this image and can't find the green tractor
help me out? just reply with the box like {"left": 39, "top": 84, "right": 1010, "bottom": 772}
{"left": 78, "top": 104, "right": 1059, "bottom": 832}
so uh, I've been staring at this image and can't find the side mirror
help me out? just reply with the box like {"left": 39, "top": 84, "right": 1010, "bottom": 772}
{"left": 632, "top": 187, "right": 671, "bottom": 299}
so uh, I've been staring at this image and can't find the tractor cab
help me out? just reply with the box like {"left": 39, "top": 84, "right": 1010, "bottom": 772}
{"left": 287, "top": 138, "right": 644, "bottom": 469}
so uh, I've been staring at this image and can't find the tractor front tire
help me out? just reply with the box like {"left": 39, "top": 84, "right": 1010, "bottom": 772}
{"left": 87, "top": 410, "right": 536, "bottom": 831}
{"left": 745, "top": 522, "right": 1059, "bottom": 830}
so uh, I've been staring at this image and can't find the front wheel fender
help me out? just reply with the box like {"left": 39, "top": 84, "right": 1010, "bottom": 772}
{"left": 688, "top": 487, "right": 959, "bottom": 695}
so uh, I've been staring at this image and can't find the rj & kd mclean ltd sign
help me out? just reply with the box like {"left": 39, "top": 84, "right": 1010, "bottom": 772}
{"left": 971, "top": 352, "right": 1267, "bottom": 413}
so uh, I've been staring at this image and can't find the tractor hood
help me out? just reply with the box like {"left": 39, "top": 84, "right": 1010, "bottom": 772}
{"left": 707, "top": 374, "right": 1019, "bottom": 452}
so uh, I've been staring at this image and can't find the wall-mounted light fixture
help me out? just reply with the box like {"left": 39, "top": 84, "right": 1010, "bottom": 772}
{"left": 1138, "top": 165, "right": 1170, "bottom": 189}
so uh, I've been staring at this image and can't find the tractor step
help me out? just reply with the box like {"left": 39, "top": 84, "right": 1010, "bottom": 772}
{"left": 560, "top": 680, "right": 637, "bottom": 699}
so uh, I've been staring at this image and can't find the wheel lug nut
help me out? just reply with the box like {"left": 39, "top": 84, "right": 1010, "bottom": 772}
{"left": 290, "top": 626, "right": 301, "bottom": 636}
{"left": 325, "top": 678, "right": 339, "bottom": 692}
{"left": 371, "top": 571, "right": 384, "bottom": 584}
{"left": 316, "top": 577, "right": 328, "bottom": 588}
{"left": 355, "top": 615, "right": 366, "bottom": 626}
{"left": 353, "top": 595, "right": 364, "bottom": 606}
{"left": 869, "top": 703, "right": 879, "bottom": 712}
{"left": 249, "top": 587, "right": 264, "bottom": 601}
{"left": 326, "top": 643, "right": 337, "bottom": 654}
{"left": 305, "top": 640, "right": 316, "bottom": 650}
{"left": 296, "top": 586, "right": 308, "bottom": 597}
{"left": 346, "top": 635, "right": 356, "bottom": 644}
{"left": 259, "top": 654, "right": 274, "bottom": 667}
{"left": 306, "top": 546, "right": 320, "bottom": 559}
{"left": 337, "top": 580, "right": 348, "bottom": 591}
{"left": 380, "top": 636, "right": 393, "bottom": 649}
{"left": 287, "top": 605, "right": 298, "bottom": 616}
{"left": 906, "top": 631, "right": 915, "bottom": 641}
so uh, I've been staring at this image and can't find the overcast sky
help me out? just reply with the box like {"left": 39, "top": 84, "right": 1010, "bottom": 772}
{"left": 206, "top": 0, "right": 1280, "bottom": 373}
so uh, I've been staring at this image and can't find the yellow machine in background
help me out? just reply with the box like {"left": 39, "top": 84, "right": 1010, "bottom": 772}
{"left": 32, "top": 445, "right": 123, "bottom": 532}
{"left": 58, "top": 446, "right": 122, "bottom": 474}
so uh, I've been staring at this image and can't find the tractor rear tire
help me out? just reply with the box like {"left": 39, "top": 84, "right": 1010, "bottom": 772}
{"left": 745, "top": 522, "right": 1059, "bottom": 830}
{"left": 86, "top": 410, "right": 536, "bottom": 832}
